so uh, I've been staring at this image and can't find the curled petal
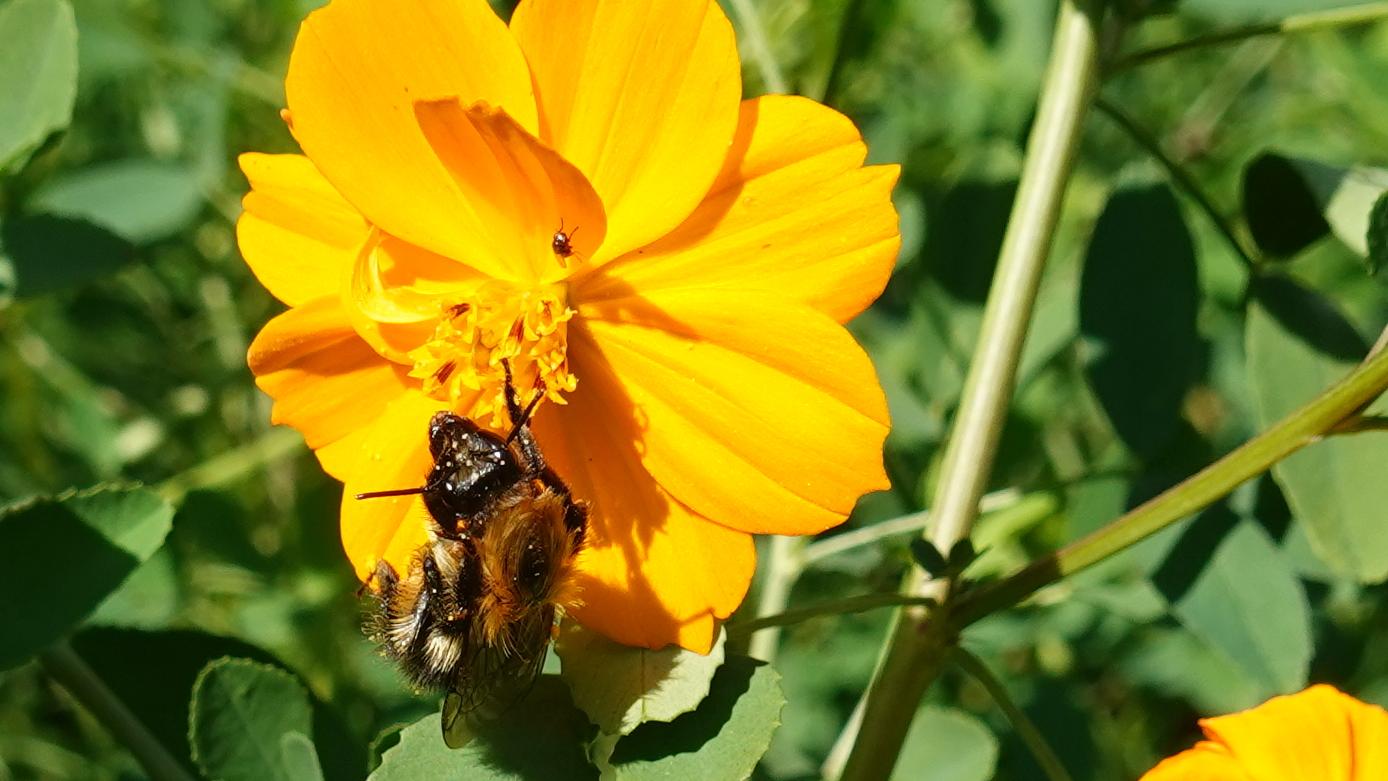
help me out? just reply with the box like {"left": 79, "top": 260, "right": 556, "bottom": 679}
{"left": 247, "top": 297, "right": 411, "bottom": 480}
{"left": 584, "top": 95, "right": 900, "bottom": 322}
{"left": 510, "top": 0, "right": 740, "bottom": 262}
{"left": 413, "top": 99, "right": 606, "bottom": 284}
{"left": 531, "top": 381, "right": 753, "bottom": 653}
{"left": 574, "top": 289, "right": 889, "bottom": 536}
{"left": 285, "top": 0, "right": 536, "bottom": 273}
{"left": 238, "top": 153, "right": 366, "bottom": 307}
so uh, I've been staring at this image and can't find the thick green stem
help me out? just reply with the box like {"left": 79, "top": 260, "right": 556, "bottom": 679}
{"left": 40, "top": 643, "right": 197, "bottom": 781}
{"left": 952, "top": 344, "right": 1388, "bottom": 627}
{"left": 1110, "top": 2, "right": 1388, "bottom": 73}
{"left": 953, "top": 647, "right": 1073, "bottom": 781}
{"left": 837, "top": 2, "right": 1102, "bottom": 778}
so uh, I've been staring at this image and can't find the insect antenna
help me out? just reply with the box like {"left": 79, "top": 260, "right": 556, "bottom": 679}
{"left": 355, "top": 486, "right": 428, "bottom": 500}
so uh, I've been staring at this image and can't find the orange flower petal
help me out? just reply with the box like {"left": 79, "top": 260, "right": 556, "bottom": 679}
{"left": 339, "top": 389, "right": 448, "bottom": 581}
{"left": 246, "top": 297, "right": 411, "bottom": 481}
{"left": 510, "top": 0, "right": 740, "bottom": 262}
{"left": 284, "top": 0, "right": 536, "bottom": 273}
{"left": 1140, "top": 742, "right": 1252, "bottom": 781}
{"left": 1201, "top": 685, "right": 1388, "bottom": 781}
{"left": 237, "top": 153, "right": 366, "bottom": 307}
{"left": 583, "top": 95, "right": 901, "bottom": 323}
{"left": 574, "top": 290, "right": 890, "bottom": 536}
{"left": 412, "top": 99, "right": 606, "bottom": 284}
{"left": 531, "top": 376, "right": 754, "bottom": 653}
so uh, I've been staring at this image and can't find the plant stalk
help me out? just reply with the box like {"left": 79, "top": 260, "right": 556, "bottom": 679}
{"left": 40, "top": 643, "right": 197, "bottom": 781}
{"left": 837, "top": 2, "right": 1103, "bottom": 778}
{"left": 952, "top": 343, "right": 1388, "bottom": 627}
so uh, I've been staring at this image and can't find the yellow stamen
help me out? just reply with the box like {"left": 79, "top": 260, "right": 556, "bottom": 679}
{"left": 408, "top": 281, "right": 577, "bottom": 427}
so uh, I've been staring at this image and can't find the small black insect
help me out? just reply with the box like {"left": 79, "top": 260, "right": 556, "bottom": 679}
{"left": 551, "top": 220, "right": 580, "bottom": 265}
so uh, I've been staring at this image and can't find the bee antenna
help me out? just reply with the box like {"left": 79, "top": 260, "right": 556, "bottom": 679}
{"left": 355, "top": 487, "right": 427, "bottom": 500}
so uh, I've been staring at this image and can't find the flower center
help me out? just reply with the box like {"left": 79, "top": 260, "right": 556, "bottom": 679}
{"left": 408, "top": 280, "right": 577, "bottom": 428}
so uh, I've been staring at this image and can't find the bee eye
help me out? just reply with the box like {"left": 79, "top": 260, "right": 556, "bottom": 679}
{"left": 516, "top": 541, "right": 550, "bottom": 602}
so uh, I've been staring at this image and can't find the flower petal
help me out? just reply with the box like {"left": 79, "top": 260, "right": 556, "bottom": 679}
{"left": 339, "top": 389, "right": 448, "bottom": 581}
{"left": 574, "top": 289, "right": 890, "bottom": 537}
{"left": 510, "top": 0, "right": 740, "bottom": 261}
{"left": 247, "top": 296, "right": 412, "bottom": 481}
{"left": 284, "top": 0, "right": 536, "bottom": 272}
{"left": 1201, "top": 685, "right": 1388, "bottom": 781}
{"left": 531, "top": 378, "right": 754, "bottom": 653}
{"left": 412, "top": 99, "right": 606, "bottom": 284}
{"left": 1139, "top": 742, "right": 1252, "bottom": 781}
{"left": 583, "top": 95, "right": 901, "bottom": 322}
{"left": 237, "top": 153, "right": 366, "bottom": 307}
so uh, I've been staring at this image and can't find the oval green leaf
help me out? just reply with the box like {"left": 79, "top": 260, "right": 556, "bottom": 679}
{"left": 0, "top": 484, "right": 173, "bottom": 670}
{"left": 29, "top": 160, "right": 204, "bottom": 243}
{"left": 189, "top": 657, "right": 317, "bottom": 781}
{"left": 1247, "top": 275, "right": 1388, "bottom": 581}
{"left": 557, "top": 623, "right": 726, "bottom": 736}
{"left": 0, "top": 0, "right": 77, "bottom": 172}
{"left": 892, "top": 706, "right": 998, "bottom": 781}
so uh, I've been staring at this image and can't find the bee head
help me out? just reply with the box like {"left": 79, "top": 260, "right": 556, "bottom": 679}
{"left": 424, "top": 411, "right": 523, "bottom": 531}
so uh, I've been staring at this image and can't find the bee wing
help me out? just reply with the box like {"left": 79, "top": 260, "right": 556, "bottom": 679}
{"left": 439, "top": 607, "right": 555, "bottom": 747}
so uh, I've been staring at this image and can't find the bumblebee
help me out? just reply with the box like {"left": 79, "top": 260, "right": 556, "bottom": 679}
{"left": 356, "top": 363, "right": 587, "bottom": 744}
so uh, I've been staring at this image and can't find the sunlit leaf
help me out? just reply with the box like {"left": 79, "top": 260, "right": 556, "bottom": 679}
{"left": 1243, "top": 152, "right": 1388, "bottom": 259}
{"left": 189, "top": 657, "right": 317, "bottom": 781}
{"left": 0, "top": 0, "right": 77, "bottom": 172}
{"left": 1246, "top": 275, "right": 1388, "bottom": 581}
{"left": 1152, "top": 507, "right": 1311, "bottom": 696}
{"left": 603, "top": 656, "right": 783, "bottom": 780}
{"left": 0, "top": 485, "right": 173, "bottom": 670}
{"left": 369, "top": 676, "right": 595, "bottom": 780}
{"left": 29, "top": 160, "right": 204, "bottom": 243}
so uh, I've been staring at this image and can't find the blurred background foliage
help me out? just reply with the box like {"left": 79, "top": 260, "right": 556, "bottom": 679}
{"left": 4, "top": 0, "right": 1388, "bottom": 779}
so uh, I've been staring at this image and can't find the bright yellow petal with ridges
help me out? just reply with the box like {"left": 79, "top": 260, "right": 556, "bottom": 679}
{"left": 247, "top": 297, "right": 411, "bottom": 481}
{"left": 1202, "top": 685, "right": 1386, "bottom": 781}
{"left": 1140, "top": 742, "right": 1252, "bottom": 781}
{"left": 583, "top": 95, "right": 901, "bottom": 323}
{"left": 532, "top": 380, "right": 753, "bottom": 653}
{"left": 285, "top": 0, "right": 536, "bottom": 275}
{"left": 510, "top": 0, "right": 740, "bottom": 262}
{"left": 340, "top": 389, "right": 449, "bottom": 581}
{"left": 575, "top": 290, "right": 889, "bottom": 536}
{"left": 413, "top": 99, "right": 606, "bottom": 285}
{"left": 238, "top": 153, "right": 366, "bottom": 307}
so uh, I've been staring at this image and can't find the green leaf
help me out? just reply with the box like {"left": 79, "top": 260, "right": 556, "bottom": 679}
{"left": 557, "top": 623, "right": 725, "bottom": 736}
{"left": 891, "top": 706, "right": 998, "bottom": 781}
{"left": 0, "top": 0, "right": 77, "bottom": 172}
{"left": 1152, "top": 507, "right": 1312, "bottom": 696}
{"left": 1246, "top": 275, "right": 1388, "bottom": 581}
{"left": 369, "top": 676, "right": 596, "bottom": 781}
{"left": 0, "top": 485, "right": 173, "bottom": 670}
{"left": 604, "top": 656, "right": 783, "bottom": 780}
{"left": 0, "top": 214, "right": 134, "bottom": 299}
{"left": 1119, "top": 627, "right": 1262, "bottom": 715}
{"left": 1243, "top": 152, "right": 1388, "bottom": 258}
{"left": 189, "top": 657, "right": 316, "bottom": 781}
{"left": 909, "top": 538, "right": 949, "bottom": 576}
{"left": 1081, "top": 181, "right": 1201, "bottom": 460}
{"left": 29, "top": 160, "right": 204, "bottom": 242}
{"left": 279, "top": 733, "right": 325, "bottom": 781}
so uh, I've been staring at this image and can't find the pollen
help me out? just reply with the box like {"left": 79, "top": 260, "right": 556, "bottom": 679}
{"left": 408, "top": 281, "right": 578, "bottom": 427}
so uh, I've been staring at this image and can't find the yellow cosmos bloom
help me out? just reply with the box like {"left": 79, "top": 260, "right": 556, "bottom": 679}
{"left": 1141, "top": 685, "right": 1388, "bottom": 780}
{"left": 238, "top": 0, "right": 899, "bottom": 653}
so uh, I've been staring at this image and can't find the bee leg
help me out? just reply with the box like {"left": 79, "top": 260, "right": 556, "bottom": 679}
{"left": 406, "top": 554, "right": 449, "bottom": 656}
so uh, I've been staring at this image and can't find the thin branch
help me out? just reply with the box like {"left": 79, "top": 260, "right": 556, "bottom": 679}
{"left": 746, "top": 535, "right": 805, "bottom": 661}
{"left": 953, "top": 647, "right": 1074, "bottom": 781}
{"left": 728, "top": 594, "right": 939, "bottom": 638}
{"left": 1109, "top": 2, "right": 1388, "bottom": 74}
{"left": 820, "top": 0, "right": 867, "bottom": 104}
{"left": 157, "top": 427, "right": 304, "bottom": 503}
{"left": 40, "top": 644, "right": 197, "bottom": 781}
{"left": 802, "top": 489, "right": 1020, "bottom": 567}
{"left": 1094, "top": 97, "right": 1258, "bottom": 269}
{"left": 952, "top": 343, "right": 1388, "bottom": 627}
{"left": 726, "top": 0, "right": 788, "bottom": 94}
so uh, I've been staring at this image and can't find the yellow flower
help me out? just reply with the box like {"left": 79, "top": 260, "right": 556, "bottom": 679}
{"left": 1141, "top": 685, "right": 1388, "bottom": 780}
{"left": 239, "top": 0, "right": 899, "bottom": 652}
